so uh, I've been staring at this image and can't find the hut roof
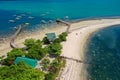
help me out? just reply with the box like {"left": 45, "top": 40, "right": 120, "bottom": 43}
{"left": 46, "top": 32, "right": 56, "bottom": 42}
{"left": 14, "top": 57, "right": 38, "bottom": 68}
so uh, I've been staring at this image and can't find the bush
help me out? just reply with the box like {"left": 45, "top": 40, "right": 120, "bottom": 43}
{"left": 1, "top": 48, "right": 25, "bottom": 65}
{"left": 47, "top": 43, "right": 62, "bottom": 56}
{"left": 45, "top": 58, "right": 66, "bottom": 80}
{"left": 24, "top": 39, "right": 43, "bottom": 49}
{"left": 53, "top": 38, "right": 61, "bottom": 43}
{"left": 24, "top": 39, "right": 46, "bottom": 60}
{"left": 42, "top": 37, "right": 50, "bottom": 44}
{"left": 58, "top": 32, "right": 68, "bottom": 41}
{"left": 42, "top": 58, "right": 50, "bottom": 71}
{"left": 7, "top": 48, "right": 25, "bottom": 59}
{"left": 0, "top": 62, "right": 45, "bottom": 80}
{"left": 24, "top": 38, "right": 36, "bottom": 49}
{"left": 45, "top": 72, "right": 54, "bottom": 80}
{"left": 26, "top": 46, "right": 47, "bottom": 60}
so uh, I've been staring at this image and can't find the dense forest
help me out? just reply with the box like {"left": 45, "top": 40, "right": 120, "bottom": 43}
{"left": 0, "top": 32, "right": 68, "bottom": 80}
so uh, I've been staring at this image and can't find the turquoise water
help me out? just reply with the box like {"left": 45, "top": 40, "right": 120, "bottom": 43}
{"left": 85, "top": 25, "right": 120, "bottom": 80}
{"left": 0, "top": 0, "right": 120, "bottom": 35}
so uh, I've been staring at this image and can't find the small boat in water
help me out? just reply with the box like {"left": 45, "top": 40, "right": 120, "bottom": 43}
{"left": 64, "top": 16, "right": 69, "bottom": 19}
{"left": 48, "top": 20, "right": 53, "bottom": 23}
{"left": 15, "top": 17, "right": 20, "bottom": 20}
{"left": 28, "top": 16, "right": 34, "bottom": 19}
{"left": 40, "top": 20, "right": 47, "bottom": 24}
{"left": 15, "top": 16, "right": 22, "bottom": 20}
{"left": 13, "top": 27, "right": 18, "bottom": 30}
{"left": 17, "top": 16, "right": 22, "bottom": 18}
{"left": 8, "top": 20, "right": 15, "bottom": 23}
{"left": 25, "top": 23, "right": 30, "bottom": 25}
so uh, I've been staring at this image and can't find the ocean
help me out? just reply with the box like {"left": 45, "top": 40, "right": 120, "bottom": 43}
{"left": 1, "top": 0, "right": 120, "bottom": 79}
{"left": 0, "top": 0, "right": 120, "bottom": 36}
{"left": 85, "top": 25, "right": 120, "bottom": 80}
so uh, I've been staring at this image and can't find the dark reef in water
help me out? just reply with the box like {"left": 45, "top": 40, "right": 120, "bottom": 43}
{"left": 85, "top": 25, "right": 120, "bottom": 80}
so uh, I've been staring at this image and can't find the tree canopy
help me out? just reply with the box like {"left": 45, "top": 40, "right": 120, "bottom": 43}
{"left": 24, "top": 39, "right": 47, "bottom": 60}
{"left": 45, "top": 58, "right": 66, "bottom": 80}
{"left": 58, "top": 32, "right": 68, "bottom": 41}
{"left": 0, "top": 32, "right": 68, "bottom": 80}
{"left": 24, "top": 39, "right": 43, "bottom": 49}
{"left": 7, "top": 48, "right": 25, "bottom": 59}
{"left": 46, "top": 43, "right": 62, "bottom": 56}
{"left": 0, "top": 62, "right": 45, "bottom": 80}
{"left": 1, "top": 48, "right": 25, "bottom": 65}
{"left": 27, "top": 44, "right": 47, "bottom": 60}
{"left": 42, "top": 58, "right": 50, "bottom": 71}
{"left": 42, "top": 37, "right": 50, "bottom": 44}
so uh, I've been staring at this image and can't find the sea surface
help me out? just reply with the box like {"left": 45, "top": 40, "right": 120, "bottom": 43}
{"left": 85, "top": 25, "right": 120, "bottom": 80}
{"left": 0, "top": 0, "right": 120, "bottom": 36}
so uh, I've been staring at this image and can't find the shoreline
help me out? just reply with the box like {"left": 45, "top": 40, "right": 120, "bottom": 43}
{"left": 1, "top": 19, "right": 120, "bottom": 80}
{"left": 59, "top": 19, "right": 120, "bottom": 80}
{"left": 1, "top": 16, "right": 120, "bottom": 38}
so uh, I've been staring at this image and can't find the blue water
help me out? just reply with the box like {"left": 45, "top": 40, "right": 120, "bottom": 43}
{"left": 85, "top": 25, "right": 120, "bottom": 80}
{"left": 0, "top": 0, "right": 120, "bottom": 36}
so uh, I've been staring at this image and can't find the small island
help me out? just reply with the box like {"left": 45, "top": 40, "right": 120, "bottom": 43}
{"left": 1, "top": 19, "right": 120, "bottom": 80}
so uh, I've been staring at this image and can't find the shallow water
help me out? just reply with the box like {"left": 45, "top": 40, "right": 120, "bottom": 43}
{"left": 0, "top": 0, "right": 120, "bottom": 35}
{"left": 85, "top": 25, "right": 120, "bottom": 80}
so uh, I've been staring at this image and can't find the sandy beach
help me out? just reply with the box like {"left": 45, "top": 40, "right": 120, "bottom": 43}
{"left": 1, "top": 19, "right": 120, "bottom": 80}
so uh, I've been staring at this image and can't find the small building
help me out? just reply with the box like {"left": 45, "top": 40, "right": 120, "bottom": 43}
{"left": 46, "top": 32, "right": 56, "bottom": 42}
{"left": 14, "top": 57, "right": 38, "bottom": 68}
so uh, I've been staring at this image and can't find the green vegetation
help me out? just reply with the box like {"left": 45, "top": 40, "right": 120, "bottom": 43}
{"left": 46, "top": 42, "right": 62, "bottom": 56}
{"left": 43, "top": 32, "right": 68, "bottom": 44}
{"left": 24, "top": 38, "right": 36, "bottom": 49}
{"left": 24, "top": 39, "right": 43, "bottom": 49}
{"left": 0, "top": 56, "right": 5, "bottom": 60}
{"left": 58, "top": 32, "right": 68, "bottom": 41}
{"left": 1, "top": 48, "right": 25, "bottom": 65}
{"left": 42, "top": 37, "right": 50, "bottom": 44}
{"left": 42, "top": 58, "right": 50, "bottom": 71}
{"left": 53, "top": 38, "right": 61, "bottom": 43}
{"left": 0, "top": 32, "right": 68, "bottom": 80}
{"left": 24, "top": 39, "right": 47, "bottom": 60}
{"left": 0, "top": 62, "right": 44, "bottom": 80}
{"left": 26, "top": 45, "right": 47, "bottom": 60}
{"left": 7, "top": 48, "right": 25, "bottom": 59}
{"left": 45, "top": 58, "right": 66, "bottom": 80}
